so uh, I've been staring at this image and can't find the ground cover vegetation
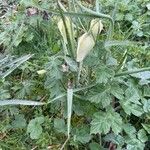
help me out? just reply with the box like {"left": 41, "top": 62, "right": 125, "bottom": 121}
{"left": 0, "top": 0, "right": 150, "bottom": 149}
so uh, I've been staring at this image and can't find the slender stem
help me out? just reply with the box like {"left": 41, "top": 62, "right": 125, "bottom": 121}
{"left": 58, "top": 0, "right": 67, "bottom": 11}
{"left": 67, "top": 0, "right": 76, "bottom": 58}
{"left": 77, "top": 61, "right": 83, "bottom": 86}
{"left": 72, "top": 0, "right": 86, "bottom": 31}
{"left": 116, "top": 49, "right": 127, "bottom": 72}
{"left": 49, "top": 9, "right": 112, "bottom": 21}
{"left": 76, "top": 1, "right": 112, "bottom": 21}
{"left": 60, "top": 136, "right": 70, "bottom": 150}
{"left": 96, "top": 0, "right": 100, "bottom": 13}
{"left": 98, "top": 133, "right": 102, "bottom": 146}
{"left": 74, "top": 83, "right": 97, "bottom": 92}
{"left": 115, "top": 67, "right": 150, "bottom": 77}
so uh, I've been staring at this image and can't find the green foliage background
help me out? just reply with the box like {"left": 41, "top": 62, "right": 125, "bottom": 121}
{"left": 0, "top": 0, "right": 150, "bottom": 149}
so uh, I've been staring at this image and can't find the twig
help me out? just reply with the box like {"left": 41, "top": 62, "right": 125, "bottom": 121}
{"left": 60, "top": 135, "right": 70, "bottom": 150}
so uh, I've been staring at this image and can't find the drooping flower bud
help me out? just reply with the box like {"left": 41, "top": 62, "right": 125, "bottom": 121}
{"left": 90, "top": 19, "right": 103, "bottom": 38}
{"left": 76, "top": 19, "right": 104, "bottom": 62}
{"left": 76, "top": 32, "right": 95, "bottom": 62}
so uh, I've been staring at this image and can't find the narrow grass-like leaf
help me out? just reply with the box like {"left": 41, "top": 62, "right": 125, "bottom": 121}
{"left": 1, "top": 54, "right": 33, "bottom": 69}
{"left": 115, "top": 67, "right": 150, "bottom": 77}
{"left": 104, "top": 40, "right": 135, "bottom": 48}
{"left": 1, "top": 54, "right": 33, "bottom": 78}
{"left": 67, "top": 88, "right": 73, "bottom": 137}
{"left": 0, "top": 56, "right": 9, "bottom": 65}
{"left": 0, "top": 100, "right": 45, "bottom": 106}
{"left": 60, "top": 87, "right": 73, "bottom": 150}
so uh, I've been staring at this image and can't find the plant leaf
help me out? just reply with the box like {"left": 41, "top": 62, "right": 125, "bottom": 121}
{"left": 67, "top": 88, "right": 73, "bottom": 137}
{"left": 96, "top": 66, "right": 115, "bottom": 84}
{"left": 120, "top": 99, "right": 143, "bottom": 116}
{"left": 90, "top": 108, "right": 122, "bottom": 134}
{"left": 142, "top": 124, "right": 150, "bottom": 134}
{"left": 54, "top": 118, "right": 66, "bottom": 133}
{"left": 111, "top": 83, "right": 124, "bottom": 99}
{"left": 73, "top": 126, "right": 91, "bottom": 144}
{"left": 131, "top": 71, "right": 150, "bottom": 80}
{"left": 11, "top": 114, "right": 27, "bottom": 129}
{"left": 138, "top": 129, "right": 148, "bottom": 143}
{"left": 123, "top": 123, "right": 136, "bottom": 136}
{"left": 144, "top": 86, "right": 150, "bottom": 97}
{"left": 143, "top": 99, "right": 150, "bottom": 113}
{"left": 104, "top": 40, "right": 134, "bottom": 48}
{"left": 1, "top": 54, "right": 33, "bottom": 79}
{"left": 88, "top": 89, "right": 111, "bottom": 108}
{"left": 125, "top": 86, "right": 141, "bottom": 105}
{"left": 0, "top": 100, "right": 45, "bottom": 106}
{"left": 89, "top": 142, "right": 101, "bottom": 150}
{"left": 27, "top": 117, "right": 44, "bottom": 139}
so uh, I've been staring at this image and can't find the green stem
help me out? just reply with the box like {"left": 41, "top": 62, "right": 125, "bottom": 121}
{"left": 96, "top": 0, "right": 100, "bottom": 13}
{"left": 74, "top": 83, "right": 97, "bottom": 92}
{"left": 77, "top": 61, "right": 83, "bottom": 86}
{"left": 115, "top": 67, "right": 150, "bottom": 77}
{"left": 76, "top": 1, "right": 112, "bottom": 21}
{"left": 75, "top": 0, "right": 114, "bottom": 39}
{"left": 60, "top": 136, "right": 70, "bottom": 150}
{"left": 67, "top": 0, "right": 76, "bottom": 57}
{"left": 49, "top": 9, "right": 111, "bottom": 20}
{"left": 116, "top": 49, "right": 127, "bottom": 72}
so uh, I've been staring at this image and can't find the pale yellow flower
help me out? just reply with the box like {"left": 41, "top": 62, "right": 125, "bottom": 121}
{"left": 76, "top": 32, "right": 95, "bottom": 62}
{"left": 76, "top": 19, "right": 103, "bottom": 62}
{"left": 90, "top": 19, "right": 103, "bottom": 38}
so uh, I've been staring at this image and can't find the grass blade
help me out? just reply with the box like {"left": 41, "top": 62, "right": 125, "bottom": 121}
{"left": 67, "top": 88, "right": 73, "bottom": 137}
{"left": 104, "top": 40, "right": 135, "bottom": 48}
{"left": 1, "top": 54, "right": 33, "bottom": 78}
{"left": 115, "top": 67, "right": 150, "bottom": 77}
{"left": 60, "top": 87, "right": 73, "bottom": 150}
{"left": 0, "top": 99, "right": 45, "bottom": 106}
